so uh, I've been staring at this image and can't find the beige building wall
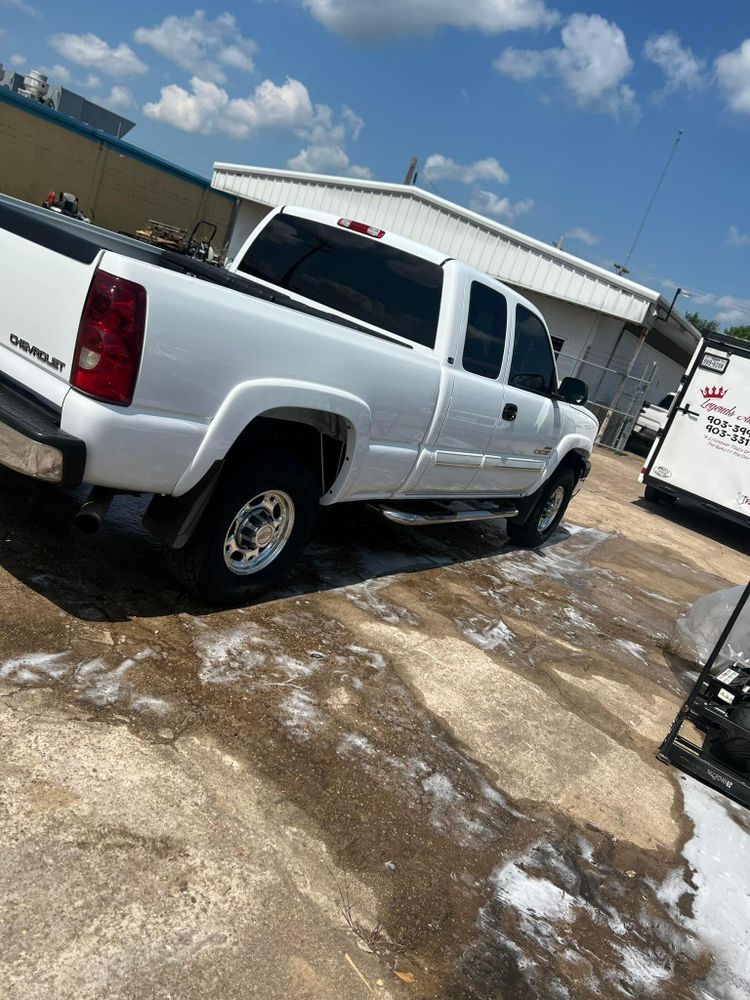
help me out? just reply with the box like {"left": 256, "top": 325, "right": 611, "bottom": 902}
{"left": 0, "top": 98, "right": 234, "bottom": 243}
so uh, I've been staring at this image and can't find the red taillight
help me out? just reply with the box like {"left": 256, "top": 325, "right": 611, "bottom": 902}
{"left": 337, "top": 218, "right": 385, "bottom": 239}
{"left": 73, "top": 270, "right": 146, "bottom": 406}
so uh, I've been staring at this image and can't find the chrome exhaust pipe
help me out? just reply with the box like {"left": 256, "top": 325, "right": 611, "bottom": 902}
{"left": 75, "top": 487, "right": 114, "bottom": 534}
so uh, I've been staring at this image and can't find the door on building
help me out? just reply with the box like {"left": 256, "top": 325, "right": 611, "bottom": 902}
{"left": 413, "top": 280, "right": 508, "bottom": 493}
{"left": 469, "top": 303, "right": 563, "bottom": 494}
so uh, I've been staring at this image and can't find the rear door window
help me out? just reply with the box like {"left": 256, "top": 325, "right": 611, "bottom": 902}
{"left": 510, "top": 305, "right": 557, "bottom": 393}
{"left": 462, "top": 282, "right": 508, "bottom": 380}
{"left": 237, "top": 214, "right": 444, "bottom": 348}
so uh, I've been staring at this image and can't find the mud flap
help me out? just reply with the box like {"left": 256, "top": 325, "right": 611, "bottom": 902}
{"left": 143, "top": 461, "right": 223, "bottom": 549}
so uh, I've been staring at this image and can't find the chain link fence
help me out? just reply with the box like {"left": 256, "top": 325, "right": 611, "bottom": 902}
{"left": 557, "top": 351, "right": 656, "bottom": 452}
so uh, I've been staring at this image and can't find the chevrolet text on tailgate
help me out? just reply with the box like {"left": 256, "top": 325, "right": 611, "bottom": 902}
{"left": 0, "top": 193, "right": 597, "bottom": 604}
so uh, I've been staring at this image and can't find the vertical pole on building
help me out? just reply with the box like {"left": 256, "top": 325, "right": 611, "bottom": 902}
{"left": 403, "top": 157, "right": 418, "bottom": 186}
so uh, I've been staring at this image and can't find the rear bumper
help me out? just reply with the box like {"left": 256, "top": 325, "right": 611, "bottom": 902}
{"left": 0, "top": 375, "right": 86, "bottom": 485}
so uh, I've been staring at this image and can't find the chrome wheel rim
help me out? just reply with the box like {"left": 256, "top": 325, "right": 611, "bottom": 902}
{"left": 223, "top": 490, "right": 295, "bottom": 576}
{"left": 538, "top": 485, "right": 566, "bottom": 533}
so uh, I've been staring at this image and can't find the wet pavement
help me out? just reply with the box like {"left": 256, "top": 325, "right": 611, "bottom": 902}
{"left": 0, "top": 449, "right": 749, "bottom": 999}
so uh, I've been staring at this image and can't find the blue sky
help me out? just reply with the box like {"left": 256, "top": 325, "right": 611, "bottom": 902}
{"left": 2, "top": 0, "right": 749, "bottom": 326}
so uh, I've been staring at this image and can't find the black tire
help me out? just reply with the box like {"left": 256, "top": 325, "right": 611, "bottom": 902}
{"left": 708, "top": 702, "right": 750, "bottom": 773}
{"left": 165, "top": 453, "right": 317, "bottom": 605}
{"left": 506, "top": 469, "right": 576, "bottom": 548}
{"left": 644, "top": 485, "right": 676, "bottom": 504}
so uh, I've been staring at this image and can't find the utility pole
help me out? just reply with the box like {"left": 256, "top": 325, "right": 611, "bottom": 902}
{"left": 615, "top": 128, "right": 684, "bottom": 275}
{"left": 403, "top": 157, "right": 418, "bottom": 186}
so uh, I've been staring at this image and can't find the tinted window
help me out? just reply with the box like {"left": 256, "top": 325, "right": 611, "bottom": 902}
{"left": 510, "top": 305, "right": 556, "bottom": 393}
{"left": 659, "top": 393, "right": 675, "bottom": 408}
{"left": 462, "top": 282, "right": 508, "bottom": 380}
{"left": 237, "top": 214, "right": 443, "bottom": 348}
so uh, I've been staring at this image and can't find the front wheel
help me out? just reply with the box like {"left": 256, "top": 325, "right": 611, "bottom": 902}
{"left": 165, "top": 453, "right": 317, "bottom": 605}
{"left": 506, "top": 469, "right": 575, "bottom": 548}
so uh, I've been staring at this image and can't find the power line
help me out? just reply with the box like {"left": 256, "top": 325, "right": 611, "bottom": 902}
{"left": 624, "top": 265, "right": 750, "bottom": 320}
{"left": 421, "top": 167, "right": 448, "bottom": 201}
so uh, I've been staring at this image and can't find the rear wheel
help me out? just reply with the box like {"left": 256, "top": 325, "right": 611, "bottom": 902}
{"left": 165, "top": 453, "right": 317, "bottom": 605}
{"left": 506, "top": 469, "right": 576, "bottom": 548}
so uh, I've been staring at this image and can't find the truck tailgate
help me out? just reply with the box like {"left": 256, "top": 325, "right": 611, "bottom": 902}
{"left": 0, "top": 221, "right": 100, "bottom": 407}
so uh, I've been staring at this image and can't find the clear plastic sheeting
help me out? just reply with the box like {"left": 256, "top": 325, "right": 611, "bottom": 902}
{"left": 0, "top": 421, "right": 63, "bottom": 482}
{"left": 672, "top": 585, "right": 750, "bottom": 668}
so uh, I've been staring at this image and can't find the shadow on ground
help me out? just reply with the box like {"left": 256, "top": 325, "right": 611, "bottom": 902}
{"left": 0, "top": 468, "right": 533, "bottom": 622}
{"left": 632, "top": 494, "right": 750, "bottom": 557}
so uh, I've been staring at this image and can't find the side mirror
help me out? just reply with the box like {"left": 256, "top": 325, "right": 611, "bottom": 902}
{"left": 558, "top": 376, "right": 588, "bottom": 405}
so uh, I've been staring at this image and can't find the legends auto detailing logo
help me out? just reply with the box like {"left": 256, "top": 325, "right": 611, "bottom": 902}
{"left": 701, "top": 385, "right": 727, "bottom": 400}
{"left": 700, "top": 385, "right": 735, "bottom": 416}
{"left": 737, "top": 492, "right": 750, "bottom": 509}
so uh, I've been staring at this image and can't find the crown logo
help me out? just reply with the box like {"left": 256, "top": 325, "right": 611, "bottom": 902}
{"left": 701, "top": 385, "right": 728, "bottom": 400}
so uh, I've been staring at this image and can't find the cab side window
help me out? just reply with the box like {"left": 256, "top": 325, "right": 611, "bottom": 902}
{"left": 510, "top": 305, "right": 557, "bottom": 393}
{"left": 462, "top": 282, "right": 508, "bottom": 380}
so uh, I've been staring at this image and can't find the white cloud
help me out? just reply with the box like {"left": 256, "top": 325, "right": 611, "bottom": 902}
{"left": 470, "top": 190, "right": 534, "bottom": 220}
{"left": 715, "top": 295, "right": 750, "bottom": 324}
{"left": 83, "top": 73, "right": 101, "bottom": 90}
{"left": 94, "top": 84, "right": 135, "bottom": 112}
{"left": 303, "top": 0, "right": 559, "bottom": 42}
{"left": 143, "top": 74, "right": 325, "bottom": 138}
{"left": 565, "top": 226, "right": 599, "bottom": 245}
{"left": 495, "top": 13, "right": 638, "bottom": 119}
{"left": 715, "top": 39, "right": 750, "bottom": 114}
{"left": 145, "top": 71, "right": 370, "bottom": 175}
{"left": 284, "top": 100, "right": 371, "bottom": 178}
{"left": 341, "top": 105, "right": 364, "bottom": 139}
{"left": 3, "top": 0, "right": 42, "bottom": 19}
{"left": 49, "top": 32, "right": 148, "bottom": 77}
{"left": 144, "top": 77, "right": 226, "bottom": 133}
{"left": 9, "top": 53, "right": 25, "bottom": 67}
{"left": 287, "top": 144, "right": 372, "bottom": 178}
{"left": 643, "top": 31, "right": 705, "bottom": 97}
{"left": 36, "top": 63, "right": 72, "bottom": 83}
{"left": 423, "top": 153, "right": 508, "bottom": 185}
{"left": 727, "top": 225, "right": 750, "bottom": 248}
{"left": 134, "top": 11, "right": 257, "bottom": 84}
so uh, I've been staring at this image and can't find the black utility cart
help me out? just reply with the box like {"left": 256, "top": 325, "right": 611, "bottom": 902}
{"left": 660, "top": 581, "right": 750, "bottom": 809}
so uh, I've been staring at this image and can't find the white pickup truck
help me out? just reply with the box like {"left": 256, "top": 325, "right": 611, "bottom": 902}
{"left": 0, "top": 194, "right": 597, "bottom": 602}
{"left": 632, "top": 393, "right": 676, "bottom": 442}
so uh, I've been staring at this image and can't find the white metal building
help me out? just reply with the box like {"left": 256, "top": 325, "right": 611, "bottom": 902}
{"left": 212, "top": 163, "right": 699, "bottom": 405}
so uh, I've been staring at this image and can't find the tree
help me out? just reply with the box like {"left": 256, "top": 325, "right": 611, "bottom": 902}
{"left": 724, "top": 324, "right": 750, "bottom": 341}
{"left": 685, "top": 311, "right": 720, "bottom": 335}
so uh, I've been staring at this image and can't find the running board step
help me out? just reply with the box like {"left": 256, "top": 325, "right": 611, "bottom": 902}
{"left": 372, "top": 503, "right": 519, "bottom": 527}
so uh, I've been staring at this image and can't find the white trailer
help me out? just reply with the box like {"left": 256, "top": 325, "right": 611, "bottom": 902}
{"left": 640, "top": 332, "right": 750, "bottom": 528}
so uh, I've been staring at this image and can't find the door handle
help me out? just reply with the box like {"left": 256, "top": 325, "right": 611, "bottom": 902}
{"left": 502, "top": 403, "right": 518, "bottom": 421}
{"left": 677, "top": 404, "right": 700, "bottom": 418}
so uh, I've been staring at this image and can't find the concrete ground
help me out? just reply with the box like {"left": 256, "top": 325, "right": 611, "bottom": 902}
{"left": 0, "top": 447, "right": 748, "bottom": 999}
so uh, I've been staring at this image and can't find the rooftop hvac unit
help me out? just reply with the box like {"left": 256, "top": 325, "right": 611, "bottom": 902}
{"left": 18, "top": 69, "right": 49, "bottom": 102}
